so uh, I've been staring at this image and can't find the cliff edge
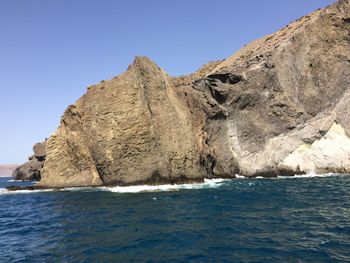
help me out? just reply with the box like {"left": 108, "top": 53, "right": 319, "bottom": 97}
{"left": 18, "top": 0, "right": 350, "bottom": 187}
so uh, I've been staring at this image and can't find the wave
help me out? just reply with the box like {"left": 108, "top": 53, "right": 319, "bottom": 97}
{"left": 102, "top": 178, "right": 229, "bottom": 193}
{"left": 1, "top": 173, "right": 348, "bottom": 195}
{"left": 235, "top": 173, "right": 348, "bottom": 179}
{"left": 0, "top": 178, "right": 230, "bottom": 195}
{"left": 0, "top": 188, "right": 54, "bottom": 195}
{"left": 277, "top": 173, "right": 341, "bottom": 179}
{"left": 7, "top": 179, "right": 25, "bottom": 183}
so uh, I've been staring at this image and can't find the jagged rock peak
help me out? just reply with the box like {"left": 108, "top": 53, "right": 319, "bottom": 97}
{"left": 127, "top": 56, "right": 164, "bottom": 75}
{"left": 15, "top": 0, "right": 350, "bottom": 187}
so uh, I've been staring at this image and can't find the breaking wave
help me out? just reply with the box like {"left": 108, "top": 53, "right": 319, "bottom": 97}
{"left": 1, "top": 174, "right": 349, "bottom": 195}
{"left": 104, "top": 178, "right": 229, "bottom": 193}
{"left": 277, "top": 172, "right": 340, "bottom": 179}
{"left": 0, "top": 178, "right": 230, "bottom": 195}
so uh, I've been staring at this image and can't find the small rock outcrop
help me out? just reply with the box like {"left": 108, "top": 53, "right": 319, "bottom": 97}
{"left": 12, "top": 142, "right": 46, "bottom": 181}
{"left": 16, "top": 0, "right": 350, "bottom": 187}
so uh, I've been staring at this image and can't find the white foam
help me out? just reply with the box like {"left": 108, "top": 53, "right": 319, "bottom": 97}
{"left": 277, "top": 172, "right": 340, "bottom": 179}
{"left": 63, "top": 187, "right": 96, "bottom": 192}
{"left": 235, "top": 174, "right": 246, "bottom": 179}
{"left": 104, "top": 178, "right": 230, "bottom": 193}
{"left": 0, "top": 178, "right": 230, "bottom": 195}
{"left": 0, "top": 188, "right": 53, "bottom": 195}
{"left": 7, "top": 179, "right": 22, "bottom": 183}
{"left": 0, "top": 188, "right": 8, "bottom": 195}
{"left": 1, "top": 173, "right": 346, "bottom": 195}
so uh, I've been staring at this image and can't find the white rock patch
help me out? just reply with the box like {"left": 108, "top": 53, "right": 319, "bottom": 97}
{"left": 281, "top": 122, "right": 350, "bottom": 173}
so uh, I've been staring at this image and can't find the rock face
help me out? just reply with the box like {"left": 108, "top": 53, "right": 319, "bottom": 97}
{"left": 12, "top": 143, "right": 45, "bottom": 180}
{"left": 39, "top": 58, "right": 203, "bottom": 187}
{"left": 185, "top": 0, "right": 350, "bottom": 177}
{"left": 18, "top": 0, "right": 350, "bottom": 187}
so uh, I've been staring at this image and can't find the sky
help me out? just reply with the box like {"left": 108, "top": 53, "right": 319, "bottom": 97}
{"left": 0, "top": 0, "right": 335, "bottom": 164}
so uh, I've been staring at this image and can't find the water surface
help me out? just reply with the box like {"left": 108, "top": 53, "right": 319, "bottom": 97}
{"left": 1, "top": 175, "right": 350, "bottom": 262}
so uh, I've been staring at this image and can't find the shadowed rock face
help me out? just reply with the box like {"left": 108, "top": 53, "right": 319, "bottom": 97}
{"left": 12, "top": 142, "right": 45, "bottom": 180}
{"left": 184, "top": 0, "right": 350, "bottom": 177}
{"left": 18, "top": 0, "right": 350, "bottom": 187}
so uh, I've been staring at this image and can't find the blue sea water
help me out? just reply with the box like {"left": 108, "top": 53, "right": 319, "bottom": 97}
{"left": 0, "top": 175, "right": 350, "bottom": 262}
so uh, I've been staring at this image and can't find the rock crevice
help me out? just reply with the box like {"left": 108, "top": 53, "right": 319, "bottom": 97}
{"left": 15, "top": 0, "right": 350, "bottom": 187}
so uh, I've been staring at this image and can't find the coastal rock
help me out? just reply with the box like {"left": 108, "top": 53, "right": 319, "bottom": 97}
{"left": 186, "top": 0, "right": 350, "bottom": 177}
{"left": 33, "top": 142, "right": 46, "bottom": 160}
{"left": 39, "top": 57, "right": 204, "bottom": 187}
{"left": 17, "top": 0, "right": 350, "bottom": 187}
{"left": 12, "top": 142, "right": 45, "bottom": 181}
{"left": 281, "top": 122, "right": 350, "bottom": 174}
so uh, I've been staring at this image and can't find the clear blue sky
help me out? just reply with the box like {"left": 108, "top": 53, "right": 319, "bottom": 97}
{"left": 0, "top": 0, "right": 335, "bottom": 164}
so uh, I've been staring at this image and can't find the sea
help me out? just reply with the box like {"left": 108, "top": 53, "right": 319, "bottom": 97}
{"left": 0, "top": 174, "right": 350, "bottom": 262}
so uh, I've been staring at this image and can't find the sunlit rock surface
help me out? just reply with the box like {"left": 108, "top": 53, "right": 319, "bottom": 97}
{"left": 17, "top": 0, "right": 350, "bottom": 187}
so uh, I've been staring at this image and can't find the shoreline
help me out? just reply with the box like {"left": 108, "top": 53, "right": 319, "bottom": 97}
{"left": 4, "top": 172, "right": 348, "bottom": 192}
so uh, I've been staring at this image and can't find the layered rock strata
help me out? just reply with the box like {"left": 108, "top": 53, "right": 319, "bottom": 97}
{"left": 17, "top": 0, "right": 350, "bottom": 187}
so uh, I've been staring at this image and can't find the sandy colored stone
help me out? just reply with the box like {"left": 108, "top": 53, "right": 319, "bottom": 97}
{"left": 15, "top": 0, "right": 350, "bottom": 187}
{"left": 39, "top": 57, "right": 204, "bottom": 187}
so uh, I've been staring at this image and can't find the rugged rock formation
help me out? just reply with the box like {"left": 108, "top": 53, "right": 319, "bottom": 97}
{"left": 39, "top": 57, "right": 204, "bottom": 187}
{"left": 12, "top": 142, "right": 45, "bottom": 180}
{"left": 183, "top": 0, "right": 350, "bottom": 177}
{"left": 17, "top": 0, "right": 350, "bottom": 187}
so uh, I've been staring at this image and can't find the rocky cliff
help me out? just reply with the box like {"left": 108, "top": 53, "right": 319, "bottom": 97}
{"left": 18, "top": 0, "right": 350, "bottom": 187}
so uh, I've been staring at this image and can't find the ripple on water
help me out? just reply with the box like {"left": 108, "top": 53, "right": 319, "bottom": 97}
{"left": 0, "top": 175, "right": 350, "bottom": 262}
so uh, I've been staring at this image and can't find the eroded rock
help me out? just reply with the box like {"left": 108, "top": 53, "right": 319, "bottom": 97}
{"left": 12, "top": 142, "right": 45, "bottom": 181}
{"left": 16, "top": 0, "right": 350, "bottom": 187}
